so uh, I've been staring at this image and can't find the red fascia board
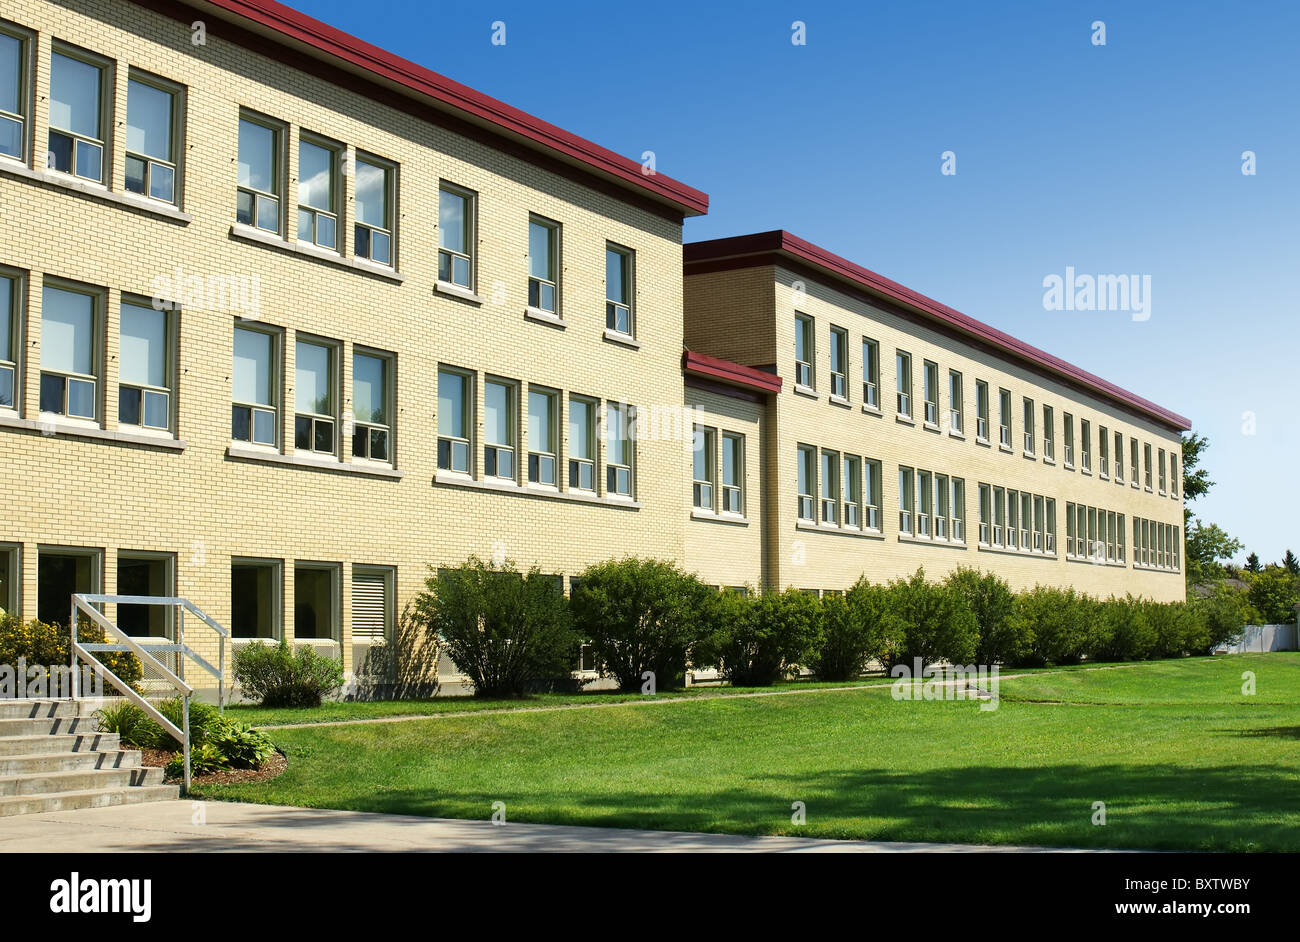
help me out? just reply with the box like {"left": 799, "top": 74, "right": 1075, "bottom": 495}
{"left": 177, "top": 0, "right": 708, "bottom": 217}
{"left": 685, "top": 232, "right": 1191, "bottom": 432}
{"left": 683, "top": 351, "right": 782, "bottom": 395}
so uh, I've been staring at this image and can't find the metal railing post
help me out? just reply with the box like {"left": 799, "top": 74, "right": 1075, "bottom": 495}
{"left": 70, "top": 599, "right": 79, "bottom": 700}
{"left": 183, "top": 693, "right": 191, "bottom": 795}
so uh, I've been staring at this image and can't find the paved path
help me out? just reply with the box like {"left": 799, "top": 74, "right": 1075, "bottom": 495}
{"left": 0, "top": 800, "right": 1106, "bottom": 853}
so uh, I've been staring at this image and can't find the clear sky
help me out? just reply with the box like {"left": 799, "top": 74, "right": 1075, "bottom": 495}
{"left": 293, "top": 0, "right": 1298, "bottom": 561}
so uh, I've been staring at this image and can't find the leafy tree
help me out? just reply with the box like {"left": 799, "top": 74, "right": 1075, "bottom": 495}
{"left": 808, "top": 580, "right": 897, "bottom": 681}
{"left": 1283, "top": 550, "right": 1299, "bottom": 576}
{"left": 702, "top": 588, "right": 819, "bottom": 687}
{"left": 1248, "top": 567, "right": 1300, "bottom": 625}
{"left": 1245, "top": 552, "right": 1262, "bottom": 574}
{"left": 1180, "top": 432, "right": 1214, "bottom": 516}
{"left": 943, "top": 567, "right": 1024, "bottom": 665}
{"left": 1184, "top": 518, "right": 1243, "bottom": 590}
{"left": 883, "top": 569, "right": 977, "bottom": 670}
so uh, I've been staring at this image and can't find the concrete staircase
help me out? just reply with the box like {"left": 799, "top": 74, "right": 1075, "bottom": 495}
{"left": 0, "top": 700, "right": 178, "bottom": 816}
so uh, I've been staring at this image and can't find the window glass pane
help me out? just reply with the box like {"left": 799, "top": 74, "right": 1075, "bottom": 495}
{"left": 570, "top": 399, "right": 592, "bottom": 460}
{"left": 0, "top": 275, "right": 11, "bottom": 362}
{"left": 438, "top": 371, "right": 465, "bottom": 439}
{"left": 353, "top": 354, "right": 385, "bottom": 424}
{"left": 295, "top": 341, "right": 332, "bottom": 414}
{"left": 606, "top": 249, "right": 627, "bottom": 303}
{"left": 0, "top": 33, "right": 20, "bottom": 116}
{"left": 529, "top": 221, "right": 553, "bottom": 280}
{"left": 41, "top": 287, "right": 93, "bottom": 375}
{"left": 298, "top": 140, "right": 333, "bottom": 211}
{"left": 485, "top": 382, "right": 511, "bottom": 446}
{"left": 722, "top": 436, "right": 739, "bottom": 486}
{"left": 439, "top": 189, "right": 466, "bottom": 252}
{"left": 126, "top": 79, "right": 171, "bottom": 160}
{"left": 528, "top": 391, "right": 552, "bottom": 452}
{"left": 232, "top": 328, "right": 272, "bottom": 405}
{"left": 693, "top": 428, "right": 708, "bottom": 480}
{"left": 355, "top": 159, "right": 387, "bottom": 228}
{"left": 119, "top": 303, "right": 166, "bottom": 387}
{"left": 237, "top": 119, "right": 275, "bottom": 192}
{"left": 49, "top": 53, "right": 100, "bottom": 138}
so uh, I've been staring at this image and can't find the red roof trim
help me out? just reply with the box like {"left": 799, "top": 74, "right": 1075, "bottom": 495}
{"left": 683, "top": 350, "right": 783, "bottom": 395}
{"left": 685, "top": 232, "right": 1191, "bottom": 432}
{"left": 169, "top": 0, "right": 708, "bottom": 216}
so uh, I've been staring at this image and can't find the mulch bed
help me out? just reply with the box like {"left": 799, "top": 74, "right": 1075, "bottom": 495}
{"left": 140, "top": 747, "right": 288, "bottom": 786}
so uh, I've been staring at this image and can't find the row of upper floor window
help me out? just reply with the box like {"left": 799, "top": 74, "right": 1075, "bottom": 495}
{"left": 0, "top": 267, "right": 641, "bottom": 501}
{"left": 691, "top": 424, "right": 748, "bottom": 519}
{"left": 0, "top": 19, "right": 642, "bottom": 341}
{"left": 792, "top": 313, "right": 1182, "bottom": 502}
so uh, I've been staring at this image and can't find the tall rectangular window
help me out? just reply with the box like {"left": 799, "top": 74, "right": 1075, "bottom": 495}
{"left": 1131, "top": 438, "right": 1140, "bottom": 488}
{"left": 829, "top": 327, "right": 848, "bottom": 400}
{"left": 922, "top": 360, "right": 939, "bottom": 425}
{"left": 1081, "top": 419, "right": 1092, "bottom": 471}
{"left": 528, "top": 388, "right": 558, "bottom": 486}
{"left": 796, "top": 445, "right": 816, "bottom": 521}
{"left": 1144, "top": 443, "right": 1153, "bottom": 489}
{"left": 117, "top": 552, "right": 174, "bottom": 638}
{"left": 528, "top": 216, "right": 560, "bottom": 314}
{"left": 1006, "top": 489, "right": 1019, "bottom": 549}
{"left": 125, "top": 74, "right": 177, "bottom": 204}
{"left": 896, "top": 351, "right": 912, "bottom": 418}
{"left": 0, "top": 272, "right": 18, "bottom": 410}
{"left": 437, "top": 368, "right": 471, "bottom": 473}
{"left": 898, "top": 466, "right": 914, "bottom": 534}
{"left": 568, "top": 395, "right": 596, "bottom": 491}
{"left": 950, "top": 478, "right": 966, "bottom": 543}
{"left": 232, "top": 325, "right": 277, "bottom": 445}
{"left": 294, "top": 338, "right": 337, "bottom": 455}
{"left": 722, "top": 433, "right": 744, "bottom": 515}
{"left": 40, "top": 284, "right": 98, "bottom": 420}
{"left": 1034, "top": 494, "right": 1046, "bottom": 551}
{"left": 605, "top": 245, "right": 634, "bottom": 336}
{"left": 606, "top": 402, "right": 634, "bottom": 497}
{"left": 1063, "top": 412, "right": 1075, "bottom": 466}
{"left": 1043, "top": 405, "right": 1055, "bottom": 460}
{"left": 1158, "top": 448, "right": 1167, "bottom": 493}
{"left": 484, "top": 379, "right": 516, "bottom": 481}
{"left": 820, "top": 450, "right": 840, "bottom": 524}
{"left": 1114, "top": 431, "right": 1125, "bottom": 482}
{"left": 354, "top": 154, "right": 394, "bottom": 266}
{"left": 975, "top": 380, "right": 989, "bottom": 441}
{"left": 934, "top": 473, "right": 949, "bottom": 539}
{"left": 978, "top": 483, "right": 991, "bottom": 544}
{"left": 1046, "top": 498, "right": 1057, "bottom": 553}
{"left": 0, "top": 544, "right": 17, "bottom": 615}
{"left": 231, "top": 559, "right": 280, "bottom": 639}
{"left": 692, "top": 425, "right": 715, "bottom": 510}
{"left": 794, "top": 315, "right": 814, "bottom": 388}
{"left": 352, "top": 351, "right": 391, "bottom": 463}
{"left": 297, "top": 136, "right": 338, "bottom": 249}
{"left": 1099, "top": 425, "right": 1110, "bottom": 476}
{"left": 118, "top": 300, "right": 171, "bottom": 431}
{"left": 48, "top": 49, "right": 105, "bottom": 183}
{"left": 1170, "top": 452, "right": 1179, "bottom": 498}
{"left": 0, "top": 26, "right": 29, "bottom": 160}
{"left": 237, "top": 114, "right": 281, "bottom": 233}
{"left": 842, "top": 454, "right": 861, "bottom": 528}
{"left": 438, "top": 184, "right": 474, "bottom": 288}
{"left": 351, "top": 566, "right": 394, "bottom": 644}
{"left": 998, "top": 388, "right": 1012, "bottom": 447}
{"left": 294, "top": 563, "right": 339, "bottom": 641}
{"left": 1020, "top": 492, "right": 1033, "bottom": 550}
{"left": 1022, "top": 398, "right": 1035, "bottom": 454}
{"left": 992, "top": 486, "right": 1005, "bottom": 546}
{"left": 948, "top": 370, "right": 963, "bottom": 433}
{"left": 1117, "top": 513, "right": 1125, "bottom": 562}
{"left": 862, "top": 338, "right": 879, "bottom": 408}
{"left": 917, "top": 469, "right": 933, "bottom": 537}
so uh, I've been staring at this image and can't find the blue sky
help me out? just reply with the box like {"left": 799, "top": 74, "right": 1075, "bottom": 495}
{"left": 294, "top": 0, "right": 1298, "bottom": 561}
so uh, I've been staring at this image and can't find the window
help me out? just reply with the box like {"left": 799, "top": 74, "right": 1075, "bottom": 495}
{"left": 1006, "top": 489, "right": 1018, "bottom": 549}
{"left": 1081, "top": 419, "right": 1092, "bottom": 471}
{"left": 1107, "top": 510, "right": 1118, "bottom": 561}
{"left": 864, "top": 459, "right": 882, "bottom": 531}
{"left": 484, "top": 379, "right": 516, "bottom": 481}
{"left": 797, "top": 445, "right": 816, "bottom": 521}
{"left": 1170, "top": 453, "right": 1179, "bottom": 498}
{"left": 37, "top": 547, "right": 100, "bottom": 626}
{"left": 352, "top": 351, "right": 391, "bottom": 462}
{"left": 794, "top": 315, "right": 814, "bottom": 389}
{"left": 232, "top": 325, "right": 277, "bottom": 445}
{"left": 40, "top": 284, "right": 98, "bottom": 421}
{"left": 820, "top": 450, "right": 840, "bottom": 524}
{"left": 978, "top": 483, "right": 991, "bottom": 544}
{"left": 1020, "top": 492, "right": 1032, "bottom": 550}
{"left": 1077, "top": 503, "right": 1087, "bottom": 558}
{"left": 896, "top": 351, "right": 912, "bottom": 417}
{"left": 0, "top": 25, "right": 29, "bottom": 160}
{"left": 722, "top": 433, "right": 743, "bottom": 515}
{"left": 568, "top": 395, "right": 596, "bottom": 491}
{"left": 998, "top": 388, "right": 1012, "bottom": 448}
{"left": 0, "top": 544, "right": 16, "bottom": 615}
{"left": 934, "top": 473, "right": 949, "bottom": 539}
{"left": 1158, "top": 448, "right": 1167, "bottom": 494}
{"left": 842, "top": 454, "right": 861, "bottom": 528}
{"left": 294, "top": 338, "right": 337, "bottom": 455}
{"left": 898, "top": 466, "right": 914, "bottom": 534}
{"left": 125, "top": 74, "right": 178, "bottom": 204}
{"left": 351, "top": 566, "right": 394, "bottom": 644}
{"left": 231, "top": 558, "right": 280, "bottom": 639}
{"left": 118, "top": 299, "right": 171, "bottom": 431}
{"left": 294, "top": 563, "right": 339, "bottom": 641}
{"left": 692, "top": 425, "right": 715, "bottom": 510}
{"left": 0, "top": 272, "right": 19, "bottom": 409}
{"left": 1043, "top": 405, "right": 1055, "bottom": 460}
{"left": 354, "top": 154, "right": 394, "bottom": 266}
{"left": 975, "top": 380, "right": 989, "bottom": 441}
{"left": 437, "top": 368, "right": 471, "bottom": 473}
{"left": 1066, "top": 502, "right": 1076, "bottom": 556}
{"left": 829, "top": 327, "right": 848, "bottom": 400}
{"left": 1117, "top": 513, "right": 1125, "bottom": 562}
{"left": 297, "top": 136, "right": 338, "bottom": 250}
{"left": 438, "top": 184, "right": 474, "bottom": 287}
{"left": 992, "top": 486, "right": 1005, "bottom": 546}
{"left": 528, "top": 216, "right": 560, "bottom": 314}
{"left": 117, "top": 552, "right": 174, "bottom": 638}
{"left": 1099, "top": 425, "right": 1109, "bottom": 476}
{"left": 48, "top": 48, "right": 106, "bottom": 183}
{"left": 605, "top": 402, "right": 634, "bottom": 497}
{"left": 922, "top": 360, "right": 939, "bottom": 426}
{"left": 1144, "top": 443, "right": 1153, "bottom": 489}
{"left": 917, "top": 469, "right": 932, "bottom": 537}
{"left": 1063, "top": 412, "right": 1075, "bottom": 466}
{"left": 605, "top": 245, "right": 634, "bottom": 336}
{"left": 862, "top": 338, "right": 879, "bottom": 408}
{"left": 237, "top": 114, "right": 282, "bottom": 233}
{"left": 528, "top": 388, "right": 559, "bottom": 486}
{"left": 1114, "top": 431, "right": 1125, "bottom": 482}
{"left": 948, "top": 370, "right": 963, "bottom": 433}
{"left": 1131, "top": 438, "right": 1140, "bottom": 488}
{"left": 1034, "top": 495, "right": 1045, "bottom": 551}
{"left": 950, "top": 478, "right": 965, "bottom": 543}
{"left": 1046, "top": 498, "right": 1057, "bottom": 553}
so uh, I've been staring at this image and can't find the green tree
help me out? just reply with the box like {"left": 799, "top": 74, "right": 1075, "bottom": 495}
{"left": 1180, "top": 432, "right": 1214, "bottom": 519}
{"left": 1283, "top": 550, "right": 1299, "bottom": 576}
{"left": 1248, "top": 567, "right": 1300, "bottom": 624}
{"left": 1245, "top": 552, "right": 1262, "bottom": 574}
{"left": 1184, "top": 518, "right": 1243, "bottom": 591}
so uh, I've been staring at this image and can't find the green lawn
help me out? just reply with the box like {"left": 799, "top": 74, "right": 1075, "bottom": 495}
{"left": 202, "top": 653, "right": 1300, "bottom": 851}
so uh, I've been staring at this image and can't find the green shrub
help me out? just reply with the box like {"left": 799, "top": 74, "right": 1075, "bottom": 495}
{"left": 1008, "top": 586, "right": 1089, "bottom": 667}
{"left": 704, "top": 588, "right": 818, "bottom": 686}
{"left": 154, "top": 697, "right": 222, "bottom": 749}
{"left": 232, "top": 639, "right": 345, "bottom": 707}
{"left": 1196, "top": 587, "right": 1249, "bottom": 649}
{"left": 1146, "top": 600, "right": 1209, "bottom": 659}
{"left": 1094, "top": 596, "right": 1155, "bottom": 661}
{"left": 571, "top": 557, "right": 713, "bottom": 692}
{"left": 94, "top": 701, "right": 154, "bottom": 748}
{"left": 0, "top": 612, "right": 142, "bottom": 690}
{"left": 414, "top": 556, "right": 578, "bottom": 699}
{"left": 883, "top": 569, "right": 977, "bottom": 670}
{"left": 165, "top": 743, "right": 225, "bottom": 779}
{"left": 207, "top": 717, "right": 275, "bottom": 769}
{"left": 808, "top": 580, "right": 895, "bottom": 681}
{"left": 944, "top": 567, "right": 1023, "bottom": 665}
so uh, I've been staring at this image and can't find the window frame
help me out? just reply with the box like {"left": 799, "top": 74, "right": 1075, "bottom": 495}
{"left": 1080, "top": 419, "right": 1092, "bottom": 472}
{"left": 293, "top": 335, "right": 340, "bottom": 458}
{"left": 604, "top": 243, "right": 635, "bottom": 338}
{"left": 350, "top": 347, "right": 394, "bottom": 465}
{"left": 117, "top": 294, "right": 176, "bottom": 434}
{"left": 1099, "top": 424, "right": 1110, "bottom": 477}
{"left": 842, "top": 453, "right": 861, "bottom": 529}
{"left": 527, "top": 214, "right": 561, "bottom": 316}
{"left": 829, "top": 326, "right": 848, "bottom": 401}
{"left": 437, "top": 367, "right": 473, "bottom": 474}
{"left": 796, "top": 444, "right": 816, "bottom": 521}
{"left": 692, "top": 424, "right": 716, "bottom": 511}
{"left": 997, "top": 387, "right": 1012, "bottom": 448}
{"left": 526, "top": 385, "right": 560, "bottom": 488}
{"left": 567, "top": 394, "right": 598, "bottom": 492}
{"left": 236, "top": 110, "right": 285, "bottom": 234}
{"left": 895, "top": 350, "right": 912, "bottom": 419}
{"left": 898, "top": 465, "right": 915, "bottom": 535}
{"left": 922, "top": 360, "right": 939, "bottom": 427}
{"left": 794, "top": 314, "right": 814, "bottom": 390}
{"left": 437, "top": 182, "right": 477, "bottom": 290}
{"left": 1063, "top": 412, "right": 1075, "bottom": 467}
{"left": 230, "top": 557, "right": 283, "bottom": 641}
{"left": 1022, "top": 397, "right": 1035, "bottom": 455}
{"left": 721, "top": 432, "right": 744, "bottom": 516}
{"left": 862, "top": 337, "right": 879, "bottom": 409}
{"left": 0, "top": 267, "right": 23, "bottom": 413}
{"left": 124, "top": 69, "right": 183, "bottom": 206}
{"left": 1043, "top": 404, "right": 1055, "bottom": 461}
{"left": 975, "top": 380, "right": 990, "bottom": 442}
{"left": 0, "top": 21, "right": 33, "bottom": 164}
{"left": 948, "top": 369, "right": 963, "bottom": 433}
{"left": 47, "top": 43, "right": 111, "bottom": 185}
{"left": 231, "top": 321, "right": 280, "bottom": 447}
{"left": 483, "top": 377, "right": 518, "bottom": 483}
{"left": 296, "top": 132, "right": 342, "bottom": 251}
{"left": 39, "top": 279, "right": 103, "bottom": 424}
{"left": 604, "top": 401, "right": 635, "bottom": 498}
{"left": 351, "top": 564, "right": 395, "bottom": 644}
{"left": 353, "top": 150, "right": 397, "bottom": 267}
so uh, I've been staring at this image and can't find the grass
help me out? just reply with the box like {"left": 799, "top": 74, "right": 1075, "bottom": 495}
{"left": 201, "top": 653, "right": 1300, "bottom": 851}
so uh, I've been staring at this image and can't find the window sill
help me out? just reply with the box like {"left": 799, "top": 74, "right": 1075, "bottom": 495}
{"left": 1134, "top": 564, "right": 1180, "bottom": 574}
{"left": 434, "top": 280, "right": 483, "bottom": 304}
{"left": 1064, "top": 463, "right": 1076, "bottom": 472}
{"left": 1023, "top": 451, "right": 1036, "bottom": 461}
{"left": 227, "top": 442, "right": 404, "bottom": 478}
{"left": 0, "top": 413, "right": 187, "bottom": 450}
{"left": 861, "top": 403, "right": 882, "bottom": 416}
{"left": 1043, "top": 457, "right": 1056, "bottom": 466}
{"left": 923, "top": 421, "right": 941, "bottom": 433}
{"left": 829, "top": 394, "right": 851, "bottom": 409}
{"left": 691, "top": 509, "right": 749, "bottom": 526}
{"left": 230, "top": 224, "right": 406, "bottom": 283}
{"left": 602, "top": 329, "right": 641, "bottom": 350}
{"left": 899, "top": 534, "right": 969, "bottom": 550}
{"left": 948, "top": 429, "right": 965, "bottom": 440}
{"left": 895, "top": 414, "right": 915, "bottom": 426}
{"left": 978, "top": 543, "right": 1058, "bottom": 560}
{"left": 975, "top": 437, "right": 991, "bottom": 448}
{"left": 0, "top": 160, "right": 194, "bottom": 224}
{"left": 795, "top": 519, "right": 885, "bottom": 540}
{"left": 1067, "top": 556, "right": 1129, "bottom": 568}
{"left": 998, "top": 444, "right": 1014, "bottom": 454}
{"left": 792, "top": 384, "right": 818, "bottom": 399}
{"left": 435, "top": 471, "right": 641, "bottom": 509}
{"left": 524, "top": 307, "right": 566, "bottom": 329}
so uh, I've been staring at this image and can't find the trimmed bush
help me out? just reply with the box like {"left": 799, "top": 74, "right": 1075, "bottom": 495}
{"left": 704, "top": 588, "right": 818, "bottom": 686}
{"left": 1195, "top": 588, "right": 1248, "bottom": 650}
{"left": 571, "top": 557, "right": 713, "bottom": 692}
{"left": 1008, "top": 586, "right": 1089, "bottom": 667}
{"left": 1094, "top": 596, "right": 1155, "bottom": 661}
{"left": 883, "top": 569, "right": 977, "bottom": 670}
{"left": 0, "top": 612, "right": 142, "bottom": 690}
{"left": 1146, "top": 600, "right": 1209, "bottom": 659}
{"left": 414, "top": 556, "right": 578, "bottom": 699}
{"left": 944, "top": 567, "right": 1023, "bottom": 666}
{"left": 809, "top": 580, "right": 894, "bottom": 681}
{"left": 232, "top": 639, "right": 345, "bottom": 707}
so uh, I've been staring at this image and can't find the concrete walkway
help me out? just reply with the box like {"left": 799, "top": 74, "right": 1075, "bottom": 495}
{"left": 0, "top": 800, "right": 1102, "bottom": 852}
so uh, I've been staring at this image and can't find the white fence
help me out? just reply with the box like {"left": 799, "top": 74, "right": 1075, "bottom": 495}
{"left": 1217, "top": 623, "right": 1298, "bottom": 654}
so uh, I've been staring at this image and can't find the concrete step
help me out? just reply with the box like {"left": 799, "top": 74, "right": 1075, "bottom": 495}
{"left": 0, "top": 716, "right": 97, "bottom": 737}
{"left": 0, "top": 766, "right": 164, "bottom": 797}
{"left": 0, "top": 749, "right": 144, "bottom": 775}
{"left": 0, "top": 783, "right": 178, "bottom": 817}
{"left": 0, "top": 733, "right": 122, "bottom": 756}
{"left": 0, "top": 700, "right": 90, "bottom": 720}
